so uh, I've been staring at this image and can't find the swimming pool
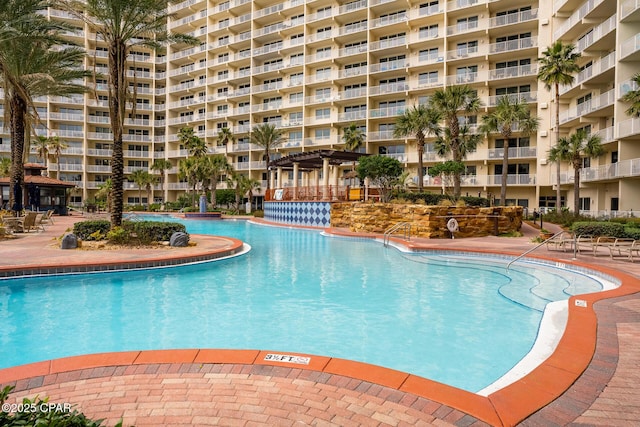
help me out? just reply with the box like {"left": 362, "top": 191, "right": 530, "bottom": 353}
{"left": 0, "top": 219, "right": 613, "bottom": 392}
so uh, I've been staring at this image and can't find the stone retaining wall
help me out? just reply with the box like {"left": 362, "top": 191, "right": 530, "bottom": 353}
{"left": 331, "top": 203, "right": 523, "bottom": 238}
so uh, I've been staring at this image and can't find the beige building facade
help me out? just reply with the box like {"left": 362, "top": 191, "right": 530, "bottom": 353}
{"left": 0, "top": 0, "right": 638, "bottom": 216}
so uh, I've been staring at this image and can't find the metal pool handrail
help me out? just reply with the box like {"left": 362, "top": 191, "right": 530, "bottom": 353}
{"left": 506, "top": 230, "right": 565, "bottom": 271}
{"left": 383, "top": 222, "right": 411, "bottom": 247}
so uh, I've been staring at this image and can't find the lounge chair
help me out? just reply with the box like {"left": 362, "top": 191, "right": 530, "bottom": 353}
{"left": 545, "top": 231, "right": 575, "bottom": 252}
{"left": 40, "top": 209, "right": 55, "bottom": 226}
{"left": 608, "top": 239, "right": 638, "bottom": 261}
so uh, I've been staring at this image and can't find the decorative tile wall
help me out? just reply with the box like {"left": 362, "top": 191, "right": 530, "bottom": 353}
{"left": 264, "top": 202, "right": 331, "bottom": 228}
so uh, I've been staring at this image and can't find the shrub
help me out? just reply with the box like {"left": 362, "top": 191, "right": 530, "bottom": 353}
{"left": 106, "top": 226, "right": 129, "bottom": 245}
{"left": 73, "top": 220, "right": 110, "bottom": 240}
{"left": 570, "top": 221, "right": 626, "bottom": 237}
{"left": 623, "top": 226, "right": 640, "bottom": 240}
{"left": 253, "top": 210, "right": 264, "bottom": 218}
{"left": 122, "top": 221, "right": 187, "bottom": 244}
{"left": 391, "top": 191, "right": 490, "bottom": 207}
{"left": 540, "top": 210, "right": 592, "bottom": 227}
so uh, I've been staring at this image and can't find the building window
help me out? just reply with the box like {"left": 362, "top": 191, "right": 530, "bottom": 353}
{"left": 315, "top": 108, "right": 330, "bottom": 119}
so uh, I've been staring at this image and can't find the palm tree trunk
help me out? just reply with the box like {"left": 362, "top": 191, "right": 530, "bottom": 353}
{"left": 555, "top": 83, "right": 562, "bottom": 210}
{"left": 108, "top": 41, "right": 127, "bottom": 227}
{"left": 450, "top": 118, "right": 462, "bottom": 198}
{"left": 417, "top": 142, "right": 424, "bottom": 192}
{"left": 265, "top": 148, "right": 271, "bottom": 196}
{"left": 574, "top": 165, "right": 581, "bottom": 216}
{"left": 501, "top": 145, "right": 509, "bottom": 205}
{"left": 9, "top": 95, "right": 27, "bottom": 214}
{"left": 210, "top": 176, "right": 218, "bottom": 207}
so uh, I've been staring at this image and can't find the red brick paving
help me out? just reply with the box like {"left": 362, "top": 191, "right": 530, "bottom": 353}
{"left": 1, "top": 215, "right": 640, "bottom": 426}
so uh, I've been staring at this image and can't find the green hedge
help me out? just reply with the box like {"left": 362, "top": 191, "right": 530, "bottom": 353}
{"left": 122, "top": 221, "right": 187, "bottom": 244}
{"left": 570, "top": 222, "right": 627, "bottom": 238}
{"left": 73, "top": 220, "right": 111, "bottom": 240}
{"left": 72, "top": 220, "right": 187, "bottom": 244}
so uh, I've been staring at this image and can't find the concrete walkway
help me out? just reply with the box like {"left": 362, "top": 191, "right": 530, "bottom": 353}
{"left": 0, "top": 215, "right": 639, "bottom": 426}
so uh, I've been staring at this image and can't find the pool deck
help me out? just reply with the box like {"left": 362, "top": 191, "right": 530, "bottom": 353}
{"left": 1, "top": 215, "right": 639, "bottom": 426}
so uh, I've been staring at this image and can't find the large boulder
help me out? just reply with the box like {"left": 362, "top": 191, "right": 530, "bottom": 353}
{"left": 169, "top": 231, "right": 189, "bottom": 247}
{"left": 61, "top": 233, "right": 78, "bottom": 249}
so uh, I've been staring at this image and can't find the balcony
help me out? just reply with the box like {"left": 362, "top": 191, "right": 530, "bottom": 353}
{"left": 49, "top": 163, "right": 84, "bottom": 172}
{"left": 86, "top": 165, "right": 112, "bottom": 173}
{"left": 560, "top": 51, "right": 616, "bottom": 95}
{"left": 339, "top": 0, "right": 367, "bottom": 14}
{"left": 369, "top": 59, "right": 407, "bottom": 73}
{"left": 485, "top": 147, "right": 538, "bottom": 160}
{"left": 576, "top": 14, "right": 617, "bottom": 54}
{"left": 621, "top": 0, "right": 640, "bottom": 21}
{"left": 337, "top": 110, "right": 367, "bottom": 121}
{"left": 554, "top": 0, "right": 608, "bottom": 40}
{"left": 369, "top": 36, "right": 407, "bottom": 51}
{"left": 446, "top": 45, "right": 486, "bottom": 61}
{"left": 447, "top": 19, "right": 487, "bottom": 36}
{"left": 619, "top": 78, "right": 639, "bottom": 99}
{"left": 559, "top": 89, "right": 615, "bottom": 125}
{"left": 487, "top": 174, "right": 534, "bottom": 186}
{"left": 337, "top": 22, "right": 368, "bottom": 37}
{"left": 617, "top": 117, "right": 640, "bottom": 138}
{"left": 488, "top": 64, "right": 538, "bottom": 81}
{"left": 445, "top": 72, "right": 487, "bottom": 85}
{"left": 370, "top": 12, "right": 408, "bottom": 29}
{"left": 486, "top": 91, "right": 537, "bottom": 107}
{"left": 446, "top": 0, "right": 492, "bottom": 12}
{"left": 620, "top": 33, "right": 640, "bottom": 61}
{"left": 489, "top": 8, "right": 538, "bottom": 28}
{"left": 368, "top": 130, "right": 396, "bottom": 141}
{"left": 48, "top": 112, "right": 84, "bottom": 121}
{"left": 337, "top": 66, "right": 367, "bottom": 79}
{"left": 369, "top": 105, "right": 407, "bottom": 119}
{"left": 489, "top": 37, "right": 537, "bottom": 55}
{"left": 369, "top": 82, "right": 409, "bottom": 96}
{"left": 306, "top": 6, "right": 335, "bottom": 23}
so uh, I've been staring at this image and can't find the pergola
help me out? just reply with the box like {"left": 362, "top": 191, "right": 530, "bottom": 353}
{"left": 267, "top": 150, "right": 368, "bottom": 201}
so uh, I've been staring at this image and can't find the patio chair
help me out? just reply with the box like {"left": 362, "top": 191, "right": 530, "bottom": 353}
{"left": 14, "top": 211, "right": 38, "bottom": 233}
{"left": 40, "top": 209, "right": 55, "bottom": 226}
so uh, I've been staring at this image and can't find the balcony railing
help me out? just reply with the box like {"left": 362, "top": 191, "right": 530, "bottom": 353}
{"left": 369, "top": 105, "right": 407, "bottom": 118}
{"left": 447, "top": 19, "right": 487, "bottom": 36}
{"left": 560, "top": 51, "right": 616, "bottom": 94}
{"left": 617, "top": 117, "right": 640, "bottom": 138}
{"left": 489, "top": 37, "right": 537, "bottom": 54}
{"left": 488, "top": 64, "right": 538, "bottom": 80}
{"left": 559, "top": 89, "right": 615, "bottom": 124}
{"left": 621, "top": 33, "right": 640, "bottom": 60}
{"left": 576, "top": 14, "right": 616, "bottom": 53}
{"left": 369, "top": 82, "right": 408, "bottom": 95}
{"left": 490, "top": 8, "right": 538, "bottom": 28}
{"left": 487, "top": 91, "right": 537, "bottom": 106}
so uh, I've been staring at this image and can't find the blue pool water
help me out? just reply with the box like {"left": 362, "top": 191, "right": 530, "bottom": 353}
{"left": 0, "top": 218, "right": 606, "bottom": 392}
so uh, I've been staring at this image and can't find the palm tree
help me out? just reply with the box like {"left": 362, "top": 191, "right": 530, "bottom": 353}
{"left": 95, "top": 178, "right": 112, "bottom": 212}
{"left": 622, "top": 73, "right": 640, "bottom": 118}
{"left": 250, "top": 123, "right": 286, "bottom": 196}
{"left": 548, "top": 129, "right": 603, "bottom": 215}
{"left": 1, "top": 0, "right": 88, "bottom": 214}
{"left": 217, "top": 127, "right": 235, "bottom": 154}
{"left": 47, "top": 135, "right": 68, "bottom": 179}
{"left": 342, "top": 123, "right": 366, "bottom": 186}
{"left": 480, "top": 96, "right": 539, "bottom": 205}
{"left": 131, "top": 169, "right": 155, "bottom": 210}
{"left": 203, "top": 154, "right": 232, "bottom": 208}
{"left": 179, "top": 126, "right": 208, "bottom": 158}
{"left": 228, "top": 172, "right": 260, "bottom": 213}
{"left": 61, "top": 0, "right": 198, "bottom": 227}
{"left": 178, "top": 157, "right": 207, "bottom": 207}
{"left": 538, "top": 41, "right": 581, "bottom": 209}
{"left": 394, "top": 106, "right": 442, "bottom": 192}
{"left": 150, "top": 158, "right": 172, "bottom": 206}
{"left": 429, "top": 85, "right": 482, "bottom": 197}
{"left": 32, "top": 136, "right": 50, "bottom": 168}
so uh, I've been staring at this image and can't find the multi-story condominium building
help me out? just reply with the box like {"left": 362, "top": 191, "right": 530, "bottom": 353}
{"left": 0, "top": 0, "right": 638, "bottom": 216}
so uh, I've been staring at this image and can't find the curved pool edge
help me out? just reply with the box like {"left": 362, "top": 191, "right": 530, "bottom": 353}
{"left": 0, "top": 234, "right": 246, "bottom": 278}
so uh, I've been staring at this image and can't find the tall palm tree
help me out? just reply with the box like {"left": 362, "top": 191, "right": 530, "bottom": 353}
{"left": 203, "top": 154, "right": 232, "bottom": 208}
{"left": 538, "top": 41, "right": 581, "bottom": 209}
{"left": 622, "top": 73, "right": 640, "bottom": 118}
{"left": 393, "top": 106, "right": 441, "bottom": 192}
{"left": 228, "top": 172, "right": 260, "bottom": 213}
{"left": 32, "top": 135, "right": 50, "bottom": 168}
{"left": 217, "top": 127, "right": 235, "bottom": 154}
{"left": 62, "top": 0, "right": 198, "bottom": 227}
{"left": 178, "top": 157, "right": 206, "bottom": 207}
{"left": 150, "top": 158, "right": 172, "bottom": 205}
{"left": 179, "top": 126, "right": 208, "bottom": 158}
{"left": 250, "top": 123, "right": 286, "bottom": 196}
{"left": 429, "top": 85, "right": 482, "bottom": 197}
{"left": 1, "top": 0, "right": 88, "bottom": 214}
{"left": 47, "top": 135, "right": 68, "bottom": 179}
{"left": 548, "top": 129, "right": 603, "bottom": 215}
{"left": 342, "top": 123, "right": 366, "bottom": 186}
{"left": 480, "top": 96, "right": 539, "bottom": 205}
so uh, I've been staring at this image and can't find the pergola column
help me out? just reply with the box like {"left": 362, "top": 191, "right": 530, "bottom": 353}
{"left": 269, "top": 169, "right": 275, "bottom": 191}
{"left": 332, "top": 165, "right": 340, "bottom": 200}
{"left": 322, "top": 157, "right": 330, "bottom": 200}
{"left": 293, "top": 162, "right": 299, "bottom": 200}
{"left": 277, "top": 167, "right": 283, "bottom": 189}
